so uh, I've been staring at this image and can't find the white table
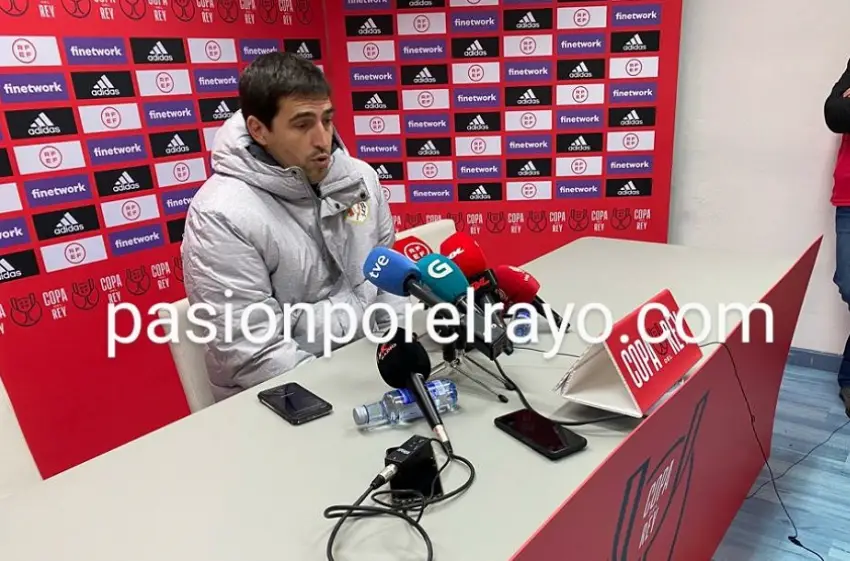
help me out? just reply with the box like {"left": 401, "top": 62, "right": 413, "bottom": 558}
{"left": 0, "top": 238, "right": 809, "bottom": 561}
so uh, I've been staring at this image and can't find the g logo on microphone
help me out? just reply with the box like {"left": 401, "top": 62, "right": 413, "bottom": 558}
{"left": 426, "top": 258, "right": 452, "bottom": 279}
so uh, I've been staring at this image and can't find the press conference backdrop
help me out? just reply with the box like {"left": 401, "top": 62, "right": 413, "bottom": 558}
{"left": 0, "top": 0, "right": 682, "bottom": 479}
{"left": 0, "top": 1, "right": 327, "bottom": 477}
{"left": 324, "top": 0, "right": 682, "bottom": 266}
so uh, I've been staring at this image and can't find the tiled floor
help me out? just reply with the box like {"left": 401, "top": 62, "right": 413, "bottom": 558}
{"left": 712, "top": 366, "right": 850, "bottom": 560}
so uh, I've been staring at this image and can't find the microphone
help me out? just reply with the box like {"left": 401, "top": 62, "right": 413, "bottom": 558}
{"left": 439, "top": 232, "right": 506, "bottom": 330}
{"left": 493, "top": 265, "right": 567, "bottom": 330}
{"left": 393, "top": 236, "right": 433, "bottom": 262}
{"left": 363, "top": 247, "right": 444, "bottom": 308}
{"left": 376, "top": 328, "right": 453, "bottom": 453}
{"left": 416, "top": 253, "right": 512, "bottom": 360}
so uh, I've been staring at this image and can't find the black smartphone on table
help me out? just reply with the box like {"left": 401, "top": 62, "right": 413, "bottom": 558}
{"left": 494, "top": 408, "right": 588, "bottom": 460}
{"left": 258, "top": 382, "right": 333, "bottom": 426}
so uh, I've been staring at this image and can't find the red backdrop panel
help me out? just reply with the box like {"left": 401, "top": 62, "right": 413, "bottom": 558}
{"left": 0, "top": 0, "right": 327, "bottom": 477}
{"left": 323, "top": 0, "right": 683, "bottom": 267}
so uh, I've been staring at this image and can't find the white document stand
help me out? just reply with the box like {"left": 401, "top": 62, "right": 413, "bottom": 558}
{"left": 554, "top": 344, "right": 645, "bottom": 418}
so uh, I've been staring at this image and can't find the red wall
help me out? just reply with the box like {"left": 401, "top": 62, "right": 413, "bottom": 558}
{"left": 0, "top": 0, "right": 327, "bottom": 478}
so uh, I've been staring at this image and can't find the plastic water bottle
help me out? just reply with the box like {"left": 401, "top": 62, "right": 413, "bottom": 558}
{"left": 352, "top": 379, "right": 459, "bottom": 428}
{"left": 513, "top": 308, "right": 532, "bottom": 338}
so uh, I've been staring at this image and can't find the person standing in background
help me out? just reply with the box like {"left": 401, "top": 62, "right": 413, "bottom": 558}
{"left": 824, "top": 57, "right": 850, "bottom": 416}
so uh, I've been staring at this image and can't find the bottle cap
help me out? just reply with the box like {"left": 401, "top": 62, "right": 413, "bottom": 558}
{"left": 352, "top": 405, "right": 369, "bottom": 426}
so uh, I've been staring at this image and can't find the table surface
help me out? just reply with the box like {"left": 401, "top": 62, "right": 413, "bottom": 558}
{"left": 0, "top": 237, "right": 803, "bottom": 561}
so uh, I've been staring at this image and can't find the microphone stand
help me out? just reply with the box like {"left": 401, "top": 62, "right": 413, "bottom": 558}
{"left": 430, "top": 326, "right": 512, "bottom": 403}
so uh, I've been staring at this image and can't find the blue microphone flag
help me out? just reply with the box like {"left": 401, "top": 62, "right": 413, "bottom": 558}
{"left": 363, "top": 247, "right": 420, "bottom": 296}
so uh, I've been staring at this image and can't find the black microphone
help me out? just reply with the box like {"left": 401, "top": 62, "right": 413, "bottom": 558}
{"left": 376, "top": 328, "right": 453, "bottom": 454}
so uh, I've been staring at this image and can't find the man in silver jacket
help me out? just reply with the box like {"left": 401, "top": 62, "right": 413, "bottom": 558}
{"left": 182, "top": 52, "right": 407, "bottom": 401}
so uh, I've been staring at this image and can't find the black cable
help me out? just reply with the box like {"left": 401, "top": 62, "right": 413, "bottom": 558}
{"left": 492, "top": 357, "right": 626, "bottom": 426}
{"left": 746, "top": 417, "right": 850, "bottom": 499}
{"left": 323, "top": 439, "right": 475, "bottom": 561}
{"left": 700, "top": 341, "right": 825, "bottom": 561}
{"left": 512, "top": 346, "right": 581, "bottom": 359}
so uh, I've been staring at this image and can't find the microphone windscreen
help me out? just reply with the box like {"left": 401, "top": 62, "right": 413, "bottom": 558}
{"left": 494, "top": 264, "right": 541, "bottom": 304}
{"left": 376, "top": 327, "right": 432, "bottom": 389}
{"left": 416, "top": 253, "right": 469, "bottom": 302}
{"left": 439, "top": 232, "right": 488, "bottom": 276}
{"left": 393, "top": 236, "right": 433, "bottom": 262}
{"left": 363, "top": 247, "right": 421, "bottom": 296}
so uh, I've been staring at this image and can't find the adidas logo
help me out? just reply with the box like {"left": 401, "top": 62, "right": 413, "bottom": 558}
{"left": 418, "top": 140, "right": 440, "bottom": 156}
{"left": 414, "top": 67, "right": 436, "bottom": 84}
{"left": 463, "top": 40, "right": 488, "bottom": 57}
{"left": 516, "top": 11, "right": 540, "bottom": 29}
{"left": 0, "top": 258, "right": 21, "bottom": 281}
{"left": 623, "top": 33, "right": 647, "bottom": 52}
{"left": 466, "top": 114, "right": 489, "bottom": 131}
{"left": 91, "top": 74, "right": 120, "bottom": 97}
{"left": 469, "top": 185, "right": 491, "bottom": 200}
{"left": 113, "top": 171, "right": 140, "bottom": 193}
{"left": 296, "top": 42, "right": 313, "bottom": 59}
{"left": 166, "top": 134, "right": 189, "bottom": 155}
{"left": 517, "top": 88, "right": 539, "bottom": 105}
{"left": 620, "top": 110, "right": 643, "bottom": 126}
{"left": 147, "top": 41, "right": 173, "bottom": 63}
{"left": 374, "top": 165, "right": 392, "bottom": 180}
{"left": 569, "top": 136, "right": 591, "bottom": 152}
{"left": 213, "top": 100, "right": 233, "bottom": 120}
{"left": 617, "top": 181, "right": 641, "bottom": 196}
{"left": 569, "top": 62, "right": 593, "bottom": 79}
{"left": 364, "top": 94, "right": 387, "bottom": 110}
{"left": 54, "top": 212, "right": 84, "bottom": 236}
{"left": 28, "top": 112, "right": 60, "bottom": 136}
{"left": 518, "top": 161, "right": 540, "bottom": 176}
{"left": 358, "top": 17, "right": 382, "bottom": 35}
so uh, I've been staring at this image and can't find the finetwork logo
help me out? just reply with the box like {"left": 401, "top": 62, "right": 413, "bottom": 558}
{"left": 106, "top": 291, "right": 777, "bottom": 360}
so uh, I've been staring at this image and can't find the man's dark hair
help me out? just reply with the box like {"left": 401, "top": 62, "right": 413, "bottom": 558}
{"left": 239, "top": 52, "right": 331, "bottom": 129}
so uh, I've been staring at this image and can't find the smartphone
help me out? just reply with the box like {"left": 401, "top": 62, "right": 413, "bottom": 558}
{"left": 494, "top": 408, "right": 588, "bottom": 460}
{"left": 257, "top": 382, "right": 333, "bottom": 426}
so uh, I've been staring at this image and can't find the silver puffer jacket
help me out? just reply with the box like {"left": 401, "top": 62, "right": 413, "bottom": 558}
{"left": 182, "top": 111, "right": 406, "bottom": 401}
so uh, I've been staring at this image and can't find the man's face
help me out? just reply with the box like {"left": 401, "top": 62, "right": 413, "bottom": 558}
{"left": 249, "top": 96, "right": 334, "bottom": 184}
